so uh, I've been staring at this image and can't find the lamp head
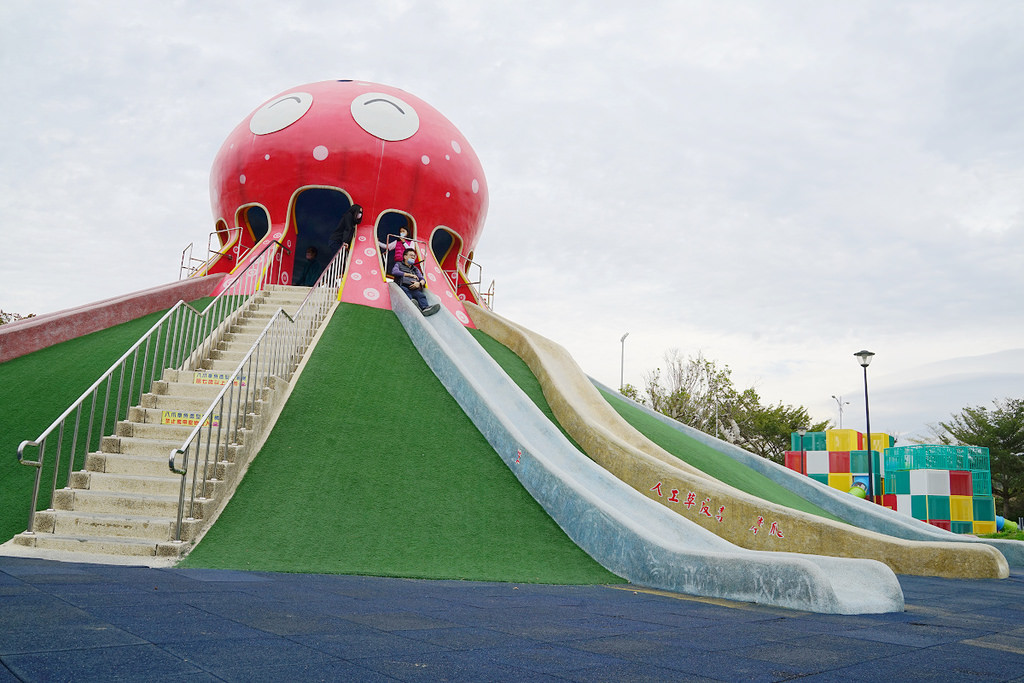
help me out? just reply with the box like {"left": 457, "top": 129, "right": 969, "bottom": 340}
{"left": 620, "top": 332, "right": 630, "bottom": 343}
{"left": 854, "top": 350, "right": 875, "bottom": 368}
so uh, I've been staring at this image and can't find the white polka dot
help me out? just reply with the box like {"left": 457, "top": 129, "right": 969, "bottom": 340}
{"left": 363, "top": 288, "right": 380, "bottom": 301}
{"left": 355, "top": 258, "right": 363, "bottom": 265}
{"left": 458, "top": 293, "right": 466, "bottom": 301}
{"left": 451, "top": 140, "right": 461, "bottom": 153}
{"left": 371, "top": 269, "right": 378, "bottom": 275}
{"left": 421, "top": 155, "right": 430, "bottom": 165}
{"left": 358, "top": 235, "right": 366, "bottom": 242}
{"left": 350, "top": 272, "right": 362, "bottom": 281}
{"left": 239, "top": 174, "right": 246, "bottom": 184}
{"left": 456, "top": 310, "right": 470, "bottom": 324}
{"left": 445, "top": 155, "right": 450, "bottom": 161}
{"left": 264, "top": 154, "right": 270, "bottom": 160}
{"left": 363, "top": 247, "right": 376, "bottom": 257}
{"left": 313, "top": 145, "right": 329, "bottom": 160}
{"left": 281, "top": 271, "right": 290, "bottom": 284}
{"left": 445, "top": 290, "right": 453, "bottom": 298}
{"left": 427, "top": 272, "right": 437, "bottom": 281}
{"left": 472, "top": 179, "right": 479, "bottom": 193}
{"left": 445, "top": 192, "right": 451, "bottom": 198}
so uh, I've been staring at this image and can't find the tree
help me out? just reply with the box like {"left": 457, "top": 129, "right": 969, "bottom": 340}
{"left": 635, "top": 349, "right": 828, "bottom": 464}
{"left": 0, "top": 310, "right": 34, "bottom": 325}
{"left": 932, "top": 398, "right": 1024, "bottom": 518}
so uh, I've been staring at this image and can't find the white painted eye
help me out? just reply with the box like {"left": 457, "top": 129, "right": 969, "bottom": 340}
{"left": 350, "top": 92, "right": 420, "bottom": 141}
{"left": 249, "top": 92, "right": 313, "bottom": 135}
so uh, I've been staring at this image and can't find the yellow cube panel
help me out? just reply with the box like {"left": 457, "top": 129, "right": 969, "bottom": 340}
{"left": 828, "top": 472, "right": 853, "bottom": 491}
{"left": 826, "top": 429, "right": 861, "bottom": 452}
{"left": 950, "top": 495, "right": 973, "bottom": 521}
{"left": 973, "top": 520, "right": 997, "bottom": 535}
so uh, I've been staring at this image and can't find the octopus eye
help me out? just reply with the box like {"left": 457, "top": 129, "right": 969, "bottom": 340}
{"left": 350, "top": 92, "right": 420, "bottom": 141}
{"left": 249, "top": 92, "right": 314, "bottom": 135}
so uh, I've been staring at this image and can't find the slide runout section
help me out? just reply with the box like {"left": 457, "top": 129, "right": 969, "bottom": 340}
{"left": 392, "top": 285, "right": 903, "bottom": 615}
{"left": 465, "top": 303, "right": 1009, "bottom": 580}
{"left": 593, "top": 380, "right": 1024, "bottom": 567}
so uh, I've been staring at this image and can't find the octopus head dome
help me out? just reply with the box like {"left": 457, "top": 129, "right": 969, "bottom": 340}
{"left": 207, "top": 80, "right": 488, "bottom": 286}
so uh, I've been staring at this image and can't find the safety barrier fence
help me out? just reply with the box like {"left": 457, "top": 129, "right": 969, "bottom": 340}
{"left": 167, "top": 246, "right": 346, "bottom": 542}
{"left": 17, "top": 239, "right": 286, "bottom": 534}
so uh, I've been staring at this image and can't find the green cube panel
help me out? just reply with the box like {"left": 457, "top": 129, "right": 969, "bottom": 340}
{"left": 887, "top": 470, "right": 911, "bottom": 495}
{"left": 926, "top": 495, "right": 951, "bottom": 521}
{"left": 808, "top": 432, "right": 827, "bottom": 451}
{"left": 910, "top": 495, "right": 929, "bottom": 521}
{"left": 972, "top": 471, "right": 993, "bottom": 496}
{"left": 973, "top": 496, "right": 996, "bottom": 522}
{"left": 951, "top": 520, "right": 974, "bottom": 534}
{"left": 808, "top": 473, "right": 829, "bottom": 485}
{"left": 967, "top": 446, "right": 990, "bottom": 472}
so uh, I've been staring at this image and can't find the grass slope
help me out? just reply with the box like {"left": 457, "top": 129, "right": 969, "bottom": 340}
{"left": 467, "top": 328, "right": 841, "bottom": 522}
{"left": 0, "top": 304, "right": 208, "bottom": 543}
{"left": 180, "top": 304, "right": 622, "bottom": 584}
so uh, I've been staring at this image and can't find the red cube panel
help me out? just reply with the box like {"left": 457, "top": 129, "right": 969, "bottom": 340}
{"left": 927, "top": 519, "right": 951, "bottom": 531}
{"left": 829, "top": 451, "right": 850, "bottom": 473}
{"left": 784, "top": 451, "right": 806, "bottom": 474}
{"left": 881, "top": 494, "right": 897, "bottom": 511}
{"left": 949, "top": 470, "right": 972, "bottom": 496}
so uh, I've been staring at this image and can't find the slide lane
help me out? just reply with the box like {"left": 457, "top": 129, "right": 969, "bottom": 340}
{"left": 391, "top": 284, "right": 903, "bottom": 615}
{"left": 465, "top": 303, "right": 1009, "bottom": 580}
{"left": 593, "top": 379, "right": 1024, "bottom": 567}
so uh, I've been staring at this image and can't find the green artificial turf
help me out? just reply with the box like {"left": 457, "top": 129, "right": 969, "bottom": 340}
{"left": 466, "top": 327, "right": 842, "bottom": 523}
{"left": 179, "top": 304, "right": 623, "bottom": 584}
{"left": 0, "top": 300, "right": 210, "bottom": 543}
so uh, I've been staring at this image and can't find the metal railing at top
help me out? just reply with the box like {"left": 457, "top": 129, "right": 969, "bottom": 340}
{"left": 180, "top": 227, "right": 250, "bottom": 280}
{"left": 457, "top": 253, "right": 494, "bottom": 309}
{"left": 17, "top": 239, "right": 287, "bottom": 535}
{"left": 168, "top": 245, "right": 347, "bottom": 542}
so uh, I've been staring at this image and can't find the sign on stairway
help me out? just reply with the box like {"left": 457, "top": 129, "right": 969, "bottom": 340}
{"left": 161, "top": 410, "right": 222, "bottom": 427}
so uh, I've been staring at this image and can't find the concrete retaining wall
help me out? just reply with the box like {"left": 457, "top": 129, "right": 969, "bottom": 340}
{"left": 0, "top": 275, "right": 226, "bottom": 364}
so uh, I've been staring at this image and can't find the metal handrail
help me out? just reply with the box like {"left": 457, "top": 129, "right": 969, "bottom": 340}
{"left": 17, "top": 239, "right": 286, "bottom": 535}
{"left": 168, "top": 246, "right": 346, "bottom": 542}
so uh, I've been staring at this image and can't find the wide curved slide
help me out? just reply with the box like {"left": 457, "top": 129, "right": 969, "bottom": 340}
{"left": 391, "top": 285, "right": 903, "bottom": 614}
{"left": 465, "top": 303, "right": 1009, "bottom": 580}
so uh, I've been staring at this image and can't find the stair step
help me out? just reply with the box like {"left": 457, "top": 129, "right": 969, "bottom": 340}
{"left": 116, "top": 419, "right": 197, "bottom": 441}
{"left": 71, "top": 470, "right": 187, "bottom": 496}
{"left": 28, "top": 508, "right": 176, "bottom": 542}
{"left": 127, "top": 406, "right": 258, "bottom": 433}
{"left": 53, "top": 488, "right": 205, "bottom": 518}
{"left": 87, "top": 451, "right": 235, "bottom": 478}
{"left": 14, "top": 531, "right": 169, "bottom": 556}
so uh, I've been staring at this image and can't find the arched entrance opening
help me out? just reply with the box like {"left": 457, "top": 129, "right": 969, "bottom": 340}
{"left": 289, "top": 187, "right": 353, "bottom": 281}
{"left": 376, "top": 210, "right": 415, "bottom": 276}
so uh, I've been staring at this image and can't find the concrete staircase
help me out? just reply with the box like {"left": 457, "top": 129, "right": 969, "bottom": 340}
{"left": 9, "top": 285, "right": 315, "bottom": 562}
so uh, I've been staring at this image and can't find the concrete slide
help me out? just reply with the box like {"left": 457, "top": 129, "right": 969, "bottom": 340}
{"left": 465, "top": 303, "right": 1009, "bottom": 581}
{"left": 391, "top": 284, "right": 904, "bottom": 614}
{"left": 590, "top": 378, "right": 1024, "bottom": 567}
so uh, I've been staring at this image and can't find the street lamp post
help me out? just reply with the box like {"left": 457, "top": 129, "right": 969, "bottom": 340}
{"left": 798, "top": 427, "right": 807, "bottom": 475}
{"left": 831, "top": 394, "right": 850, "bottom": 429}
{"left": 619, "top": 332, "right": 629, "bottom": 392}
{"left": 854, "top": 350, "right": 875, "bottom": 501}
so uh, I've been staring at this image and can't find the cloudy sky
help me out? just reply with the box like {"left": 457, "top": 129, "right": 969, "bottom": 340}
{"left": 2, "top": 1, "right": 1022, "bottom": 441}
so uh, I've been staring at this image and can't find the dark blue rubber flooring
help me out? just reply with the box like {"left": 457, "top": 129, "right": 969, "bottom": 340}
{"left": 1, "top": 557, "right": 1023, "bottom": 682}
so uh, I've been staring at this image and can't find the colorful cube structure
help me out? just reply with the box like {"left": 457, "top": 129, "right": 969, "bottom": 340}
{"left": 785, "top": 432, "right": 994, "bottom": 535}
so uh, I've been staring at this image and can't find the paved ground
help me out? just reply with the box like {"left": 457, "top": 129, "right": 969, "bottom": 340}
{"left": 1, "top": 557, "right": 1022, "bottom": 682}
